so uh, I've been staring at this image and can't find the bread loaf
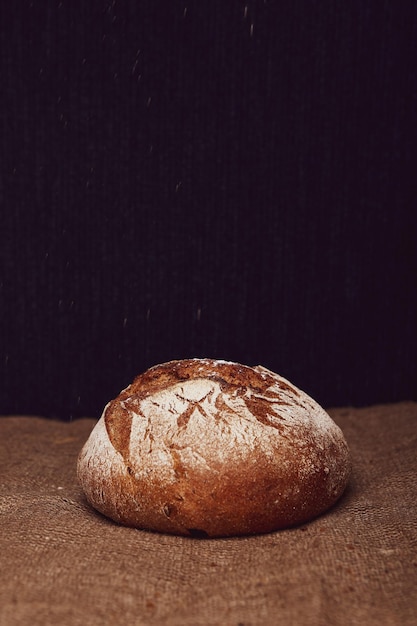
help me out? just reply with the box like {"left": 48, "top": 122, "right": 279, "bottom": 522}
{"left": 77, "top": 359, "right": 351, "bottom": 537}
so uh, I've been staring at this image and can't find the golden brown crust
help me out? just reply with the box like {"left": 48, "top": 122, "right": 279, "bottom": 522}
{"left": 77, "top": 359, "right": 351, "bottom": 537}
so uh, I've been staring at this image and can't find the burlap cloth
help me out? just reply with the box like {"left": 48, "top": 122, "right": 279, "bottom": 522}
{"left": 1, "top": 403, "right": 416, "bottom": 626}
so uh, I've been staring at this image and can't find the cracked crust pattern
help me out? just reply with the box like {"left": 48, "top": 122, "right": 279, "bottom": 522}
{"left": 77, "top": 359, "right": 351, "bottom": 537}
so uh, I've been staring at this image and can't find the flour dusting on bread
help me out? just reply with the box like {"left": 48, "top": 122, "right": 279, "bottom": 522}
{"left": 78, "top": 359, "right": 351, "bottom": 537}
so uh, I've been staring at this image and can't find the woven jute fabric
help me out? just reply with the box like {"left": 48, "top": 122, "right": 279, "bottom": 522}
{"left": 1, "top": 403, "right": 416, "bottom": 626}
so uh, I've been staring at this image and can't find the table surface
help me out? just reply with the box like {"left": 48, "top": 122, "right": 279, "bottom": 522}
{"left": 1, "top": 402, "right": 416, "bottom": 626}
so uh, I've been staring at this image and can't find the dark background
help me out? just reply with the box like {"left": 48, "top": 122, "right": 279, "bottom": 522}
{"left": 1, "top": 2, "right": 416, "bottom": 420}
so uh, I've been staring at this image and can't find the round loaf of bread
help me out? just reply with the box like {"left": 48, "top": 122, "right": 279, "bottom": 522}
{"left": 77, "top": 359, "right": 351, "bottom": 537}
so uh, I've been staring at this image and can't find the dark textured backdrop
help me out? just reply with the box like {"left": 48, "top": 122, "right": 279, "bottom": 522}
{"left": 1, "top": 2, "right": 416, "bottom": 420}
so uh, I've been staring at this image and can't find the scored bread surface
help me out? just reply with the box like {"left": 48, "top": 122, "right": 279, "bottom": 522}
{"left": 77, "top": 359, "right": 351, "bottom": 537}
